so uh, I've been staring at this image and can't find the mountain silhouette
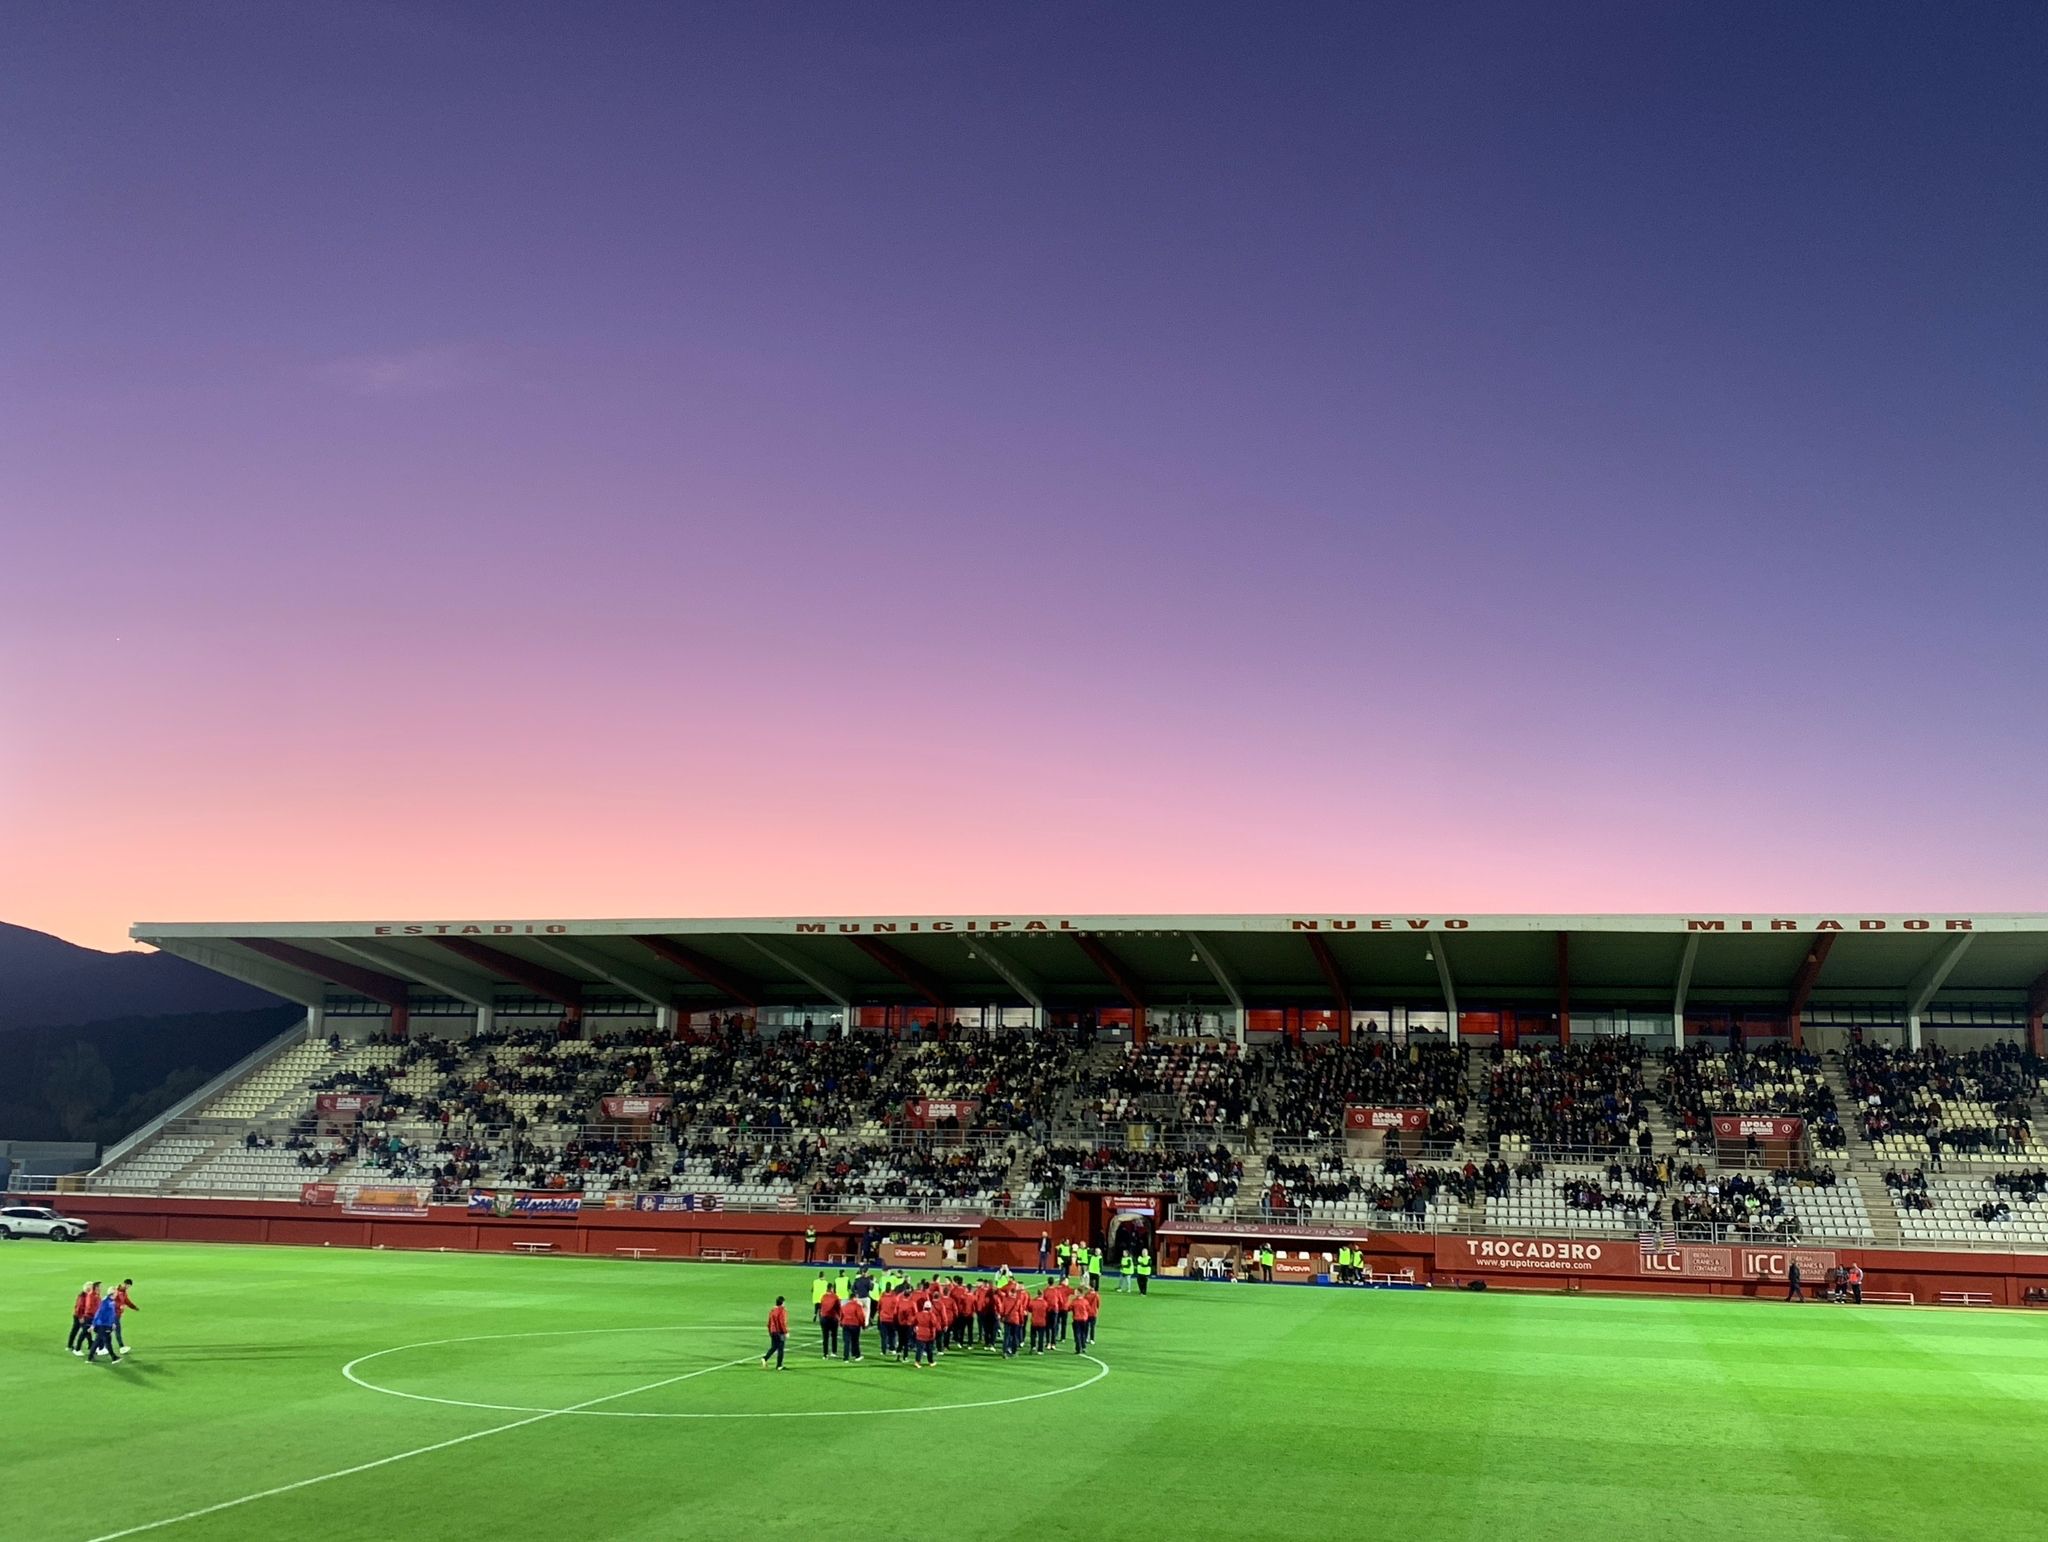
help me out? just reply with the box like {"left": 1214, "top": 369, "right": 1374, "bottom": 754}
{"left": 0, "top": 922, "right": 282, "bottom": 1033}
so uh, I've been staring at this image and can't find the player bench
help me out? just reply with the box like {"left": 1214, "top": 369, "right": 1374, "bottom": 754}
{"left": 699, "top": 1246, "right": 754, "bottom": 1261}
{"left": 512, "top": 1241, "right": 557, "bottom": 1255}
{"left": 1862, "top": 1290, "right": 1915, "bottom": 1305}
{"left": 1938, "top": 1290, "right": 1994, "bottom": 1307}
{"left": 614, "top": 1247, "right": 658, "bottom": 1260}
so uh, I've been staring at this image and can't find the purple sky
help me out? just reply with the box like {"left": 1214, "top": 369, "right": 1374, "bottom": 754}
{"left": 3, "top": 3, "right": 2045, "bottom": 949}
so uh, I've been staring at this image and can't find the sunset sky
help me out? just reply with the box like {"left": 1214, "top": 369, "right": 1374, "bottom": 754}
{"left": 4, "top": 3, "right": 2044, "bottom": 952}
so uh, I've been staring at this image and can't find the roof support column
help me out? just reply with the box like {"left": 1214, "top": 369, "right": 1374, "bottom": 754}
{"left": 2026, "top": 967, "right": 2047, "bottom": 1058}
{"left": 1904, "top": 932, "right": 1975, "bottom": 1055}
{"left": 1431, "top": 936, "right": 1458, "bottom": 1039}
{"left": 742, "top": 938, "right": 853, "bottom": 1013}
{"left": 1785, "top": 933, "right": 1837, "bottom": 1051}
{"left": 1305, "top": 935, "right": 1352, "bottom": 1045}
{"left": 1672, "top": 935, "right": 1699, "bottom": 1050}
{"left": 1073, "top": 934, "right": 1147, "bottom": 1045}
{"left": 231, "top": 937, "right": 412, "bottom": 1035}
{"left": 848, "top": 938, "right": 950, "bottom": 1011}
{"left": 427, "top": 938, "right": 585, "bottom": 1020}
{"left": 329, "top": 939, "right": 498, "bottom": 1010}
{"left": 631, "top": 936, "right": 764, "bottom": 1011}
{"left": 1187, "top": 933, "right": 1246, "bottom": 1048}
{"left": 960, "top": 939, "right": 1045, "bottom": 1032}
{"left": 153, "top": 938, "right": 322, "bottom": 1010}
{"left": 1555, "top": 931, "right": 1571, "bottom": 1047}
{"left": 531, "top": 938, "right": 676, "bottom": 1017}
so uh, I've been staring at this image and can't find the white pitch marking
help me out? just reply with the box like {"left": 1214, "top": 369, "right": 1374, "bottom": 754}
{"left": 83, "top": 1349, "right": 750, "bottom": 1542}
{"left": 342, "top": 1323, "right": 1112, "bottom": 1420}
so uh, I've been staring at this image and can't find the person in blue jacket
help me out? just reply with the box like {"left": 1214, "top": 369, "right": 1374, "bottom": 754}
{"left": 87, "top": 1290, "right": 122, "bottom": 1364}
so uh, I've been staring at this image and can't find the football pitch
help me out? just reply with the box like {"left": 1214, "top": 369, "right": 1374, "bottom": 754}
{"left": 8, "top": 1243, "right": 2048, "bottom": 1541}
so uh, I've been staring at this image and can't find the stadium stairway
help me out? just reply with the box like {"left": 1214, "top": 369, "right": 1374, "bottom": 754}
{"left": 997, "top": 1144, "right": 1039, "bottom": 1206}
{"left": 1848, "top": 1170, "right": 1905, "bottom": 1247}
{"left": 105, "top": 1132, "right": 237, "bottom": 1194}
{"left": 1819, "top": 1054, "right": 1860, "bottom": 1131}
{"left": 1235, "top": 1150, "right": 1268, "bottom": 1206}
{"left": 1054, "top": 1042, "right": 1128, "bottom": 1131}
{"left": 1464, "top": 1052, "right": 1490, "bottom": 1114}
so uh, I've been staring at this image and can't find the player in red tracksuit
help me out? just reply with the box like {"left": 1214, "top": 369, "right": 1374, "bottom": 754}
{"left": 1072, "top": 1287, "right": 1099, "bottom": 1354}
{"left": 839, "top": 1294, "right": 867, "bottom": 1362}
{"left": 1001, "top": 1285, "right": 1029, "bottom": 1357}
{"left": 974, "top": 1281, "right": 997, "bottom": 1349}
{"left": 68, "top": 1281, "right": 100, "bottom": 1356}
{"left": 1045, "top": 1278, "right": 1071, "bottom": 1343}
{"left": 110, "top": 1280, "right": 139, "bottom": 1356}
{"left": 819, "top": 1286, "right": 840, "bottom": 1358}
{"left": 911, "top": 1300, "right": 938, "bottom": 1368}
{"left": 950, "top": 1279, "right": 973, "bottom": 1348}
{"left": 875, "top": 1287, "right": 897, "bottom": 1357}
{"left": 883, "top": 1289, "right": 904, "bottom": 1362}
{"left": 1028, "top": 1290, "right": 1052, "bottom": 1354}
{"left": 762, "top": 1296, "right": 789, "bottom": 1369}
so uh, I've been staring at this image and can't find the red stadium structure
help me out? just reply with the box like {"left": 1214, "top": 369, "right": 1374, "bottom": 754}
{"left": 16, "top": 911, "right": 2048, "bottom": 1306}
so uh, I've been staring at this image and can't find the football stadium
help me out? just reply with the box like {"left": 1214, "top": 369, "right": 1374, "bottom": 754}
{"left": 12, "top": 911, "right": 2048, "bottom": 1540}
{"left": 12, "top": 7, "right": 2048, "bottom": 1539}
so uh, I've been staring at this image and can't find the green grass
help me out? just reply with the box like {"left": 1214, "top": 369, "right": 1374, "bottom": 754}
{"left": 8, "top": 1242, "right": 2048, "bottom": 1541}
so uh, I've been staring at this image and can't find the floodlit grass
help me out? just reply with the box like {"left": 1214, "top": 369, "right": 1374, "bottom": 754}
{"left": 7, "top": 1241, "right": 2048, "bottom": 1540}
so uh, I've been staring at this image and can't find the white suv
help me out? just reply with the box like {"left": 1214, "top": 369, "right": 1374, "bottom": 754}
{"left": 0, "top": 1205, "right": 89, "bottom": 1240}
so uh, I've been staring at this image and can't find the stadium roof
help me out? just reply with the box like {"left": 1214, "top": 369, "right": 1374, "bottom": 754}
{"left": 133, "top": 913, "right": 2048, "bottom": 1021}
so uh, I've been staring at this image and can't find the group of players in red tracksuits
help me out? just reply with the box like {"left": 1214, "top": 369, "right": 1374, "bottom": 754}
{"left": 764, "top": 1269, "right": 1101, "bottom": 1371}
{"left": 65, "top": 1279, "right": 139, "bottom": 1364}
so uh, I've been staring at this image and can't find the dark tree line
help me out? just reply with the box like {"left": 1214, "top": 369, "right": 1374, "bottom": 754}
{"left": 0, "top": 1006, "right": 301, "bottom": 1145}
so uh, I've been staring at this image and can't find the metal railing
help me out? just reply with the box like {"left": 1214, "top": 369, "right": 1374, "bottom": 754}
{"left": 97, "top": 1111, "right": 2044, "bottom": 1185}
{"left": 13, "top": 1171, "right": 1061, "bottom": 1222}
{"left": 19, "top": 1164, "right": 2048, "bottom": 1252}
{"left": 1165, "top": 1200, "right": 1885, "bottom": 1247}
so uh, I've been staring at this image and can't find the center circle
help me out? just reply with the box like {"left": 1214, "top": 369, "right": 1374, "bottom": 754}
{"left": 343, "top": 1326, "right": 1110, "bottom": 1420}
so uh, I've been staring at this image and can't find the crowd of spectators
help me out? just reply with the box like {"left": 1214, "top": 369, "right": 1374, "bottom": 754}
{"left": 798, "top": 1140, "right": 1014, "bottom": 1208}
{"left": 1483, "top": 1041, "right": 1648, "bottom": 1155}
{"left": 1558, "top": 1173, "right": 1651, "bottom": 1217}
{"left": 887, "top": 1027, "right": 1084, "bottom": 1133}
{"left": 1671, "top": 1171, "right": 1797, "bottom": 1239}
{"left": 1991, "top": 1169, "right": 2048, "bottom": 1204}
{"left": 1264, "top": 1153, "right": 1474, "bottom": 1223}
{"left": 1077, "top": 1041, "right": 1255, "bottom": 1131}
{"left": 1660, "top": 1043, "right": 1839, "bottom": 1128}
{"left": 1846, "top": 1042, "right": 2041, "bottom": 1159}
{"left": 1883, "top": 1167, "right": 1933, "bottom": 1211}
{"left": 212, "top": 1009, "right": 2048, "bottom": 1219}
{"left": 1030, "top": 1143, "right": 1243, "bottom": 1211}
{"left": 1251, "top": 1039, "right": 1468, "bottom": 1143}
{"left": 668, "top": 1026, "right": 891, "bottom": 1131}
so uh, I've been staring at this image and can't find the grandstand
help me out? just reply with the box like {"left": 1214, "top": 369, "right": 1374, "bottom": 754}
{"left": 16, "top": 912, "right": 2043, "bottom": 1267}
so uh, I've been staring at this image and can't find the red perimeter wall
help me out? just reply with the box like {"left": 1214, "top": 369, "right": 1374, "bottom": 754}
{"left": 55, "top": 1194, "right": 1060, "bottom": 1272}
{"left": 52, "top": 1196, "right": 2048, "bottom": 1306}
